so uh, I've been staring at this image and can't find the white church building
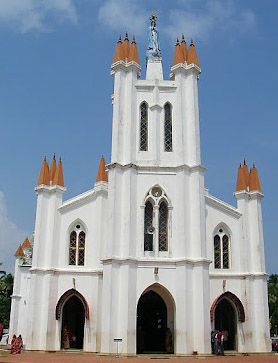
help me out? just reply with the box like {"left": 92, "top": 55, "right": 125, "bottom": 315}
{"left": 9, "top": 15, "right": 270, "bottom": 354}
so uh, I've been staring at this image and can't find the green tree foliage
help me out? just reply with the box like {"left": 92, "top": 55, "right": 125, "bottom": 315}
{"left": 0, "top": 263, "right": 14, "bottom": 328}
{"left": 268, "top": 274, "right": 278, "bottom": 336}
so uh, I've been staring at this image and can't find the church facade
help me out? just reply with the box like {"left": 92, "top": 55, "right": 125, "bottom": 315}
{"left": 9, "top": 16, "right": 270, "bottom": 354}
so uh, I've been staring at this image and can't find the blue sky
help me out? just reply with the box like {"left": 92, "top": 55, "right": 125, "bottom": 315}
{"left": 0, "top": 0, "right": 277, "bottom": 274}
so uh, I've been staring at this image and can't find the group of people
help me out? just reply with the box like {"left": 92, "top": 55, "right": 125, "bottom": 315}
{"left": 10, "top": 334, "right": 23, "bottom": 354}
{"left": 211, "top": 330, "right": 225, "bottom": 355}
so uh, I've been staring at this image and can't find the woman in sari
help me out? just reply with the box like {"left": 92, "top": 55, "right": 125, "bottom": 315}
{"left": 15, "top": 335, "right": 23, "bottom": 354}
{"left": 10, "top": 334, "right": 17, "bottom": 354}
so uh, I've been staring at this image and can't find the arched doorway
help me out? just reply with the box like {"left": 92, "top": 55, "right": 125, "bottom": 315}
{"left": 214, "top": 298, "right": 236, "bottom": 350}
{"left": 61, "top": 295, "right": 85, "bottom": 349}
{"left": 212, "top": 292, "right": 245, "bottom": 351}
{"left": 137, "top": 288, "right": 174, "bottom": 354}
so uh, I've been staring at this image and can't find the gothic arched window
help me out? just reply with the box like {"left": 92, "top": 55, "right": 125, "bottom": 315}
{"left": 140, "top": 102, "right": 148, "bottom": 151}
{"left": 164, "top": 103, "right": 172, "bottom": 152}
{"left": 69, "top": 224, "right": 86, "bottom": 266}
{"left": 144, "top": 187, "right": 170, "bottom": 254}
{"left": 214, "top": 229, "right": 230, "bottom": 269}
{"left": 159, "top": 202, "right": 168, "bottom": 251}
{"left": 144, "top": 201, "right": 153, "bottom": 251}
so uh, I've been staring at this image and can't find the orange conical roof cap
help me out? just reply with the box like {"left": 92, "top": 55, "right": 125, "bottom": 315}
{"left": 15, "top": 245, "right": 24, "bottom": 257}
{"left": 172, "top": 39, "right": 184, "bottom": 66}
{"left": 187, "top": 40, "right": 200, "bottom": 68}
{"left": 127, "top": 37, "right": 140, "bottom": 64}
{"left": 96, "top": 156, "right": 108, "bottom": 182}
{"left": 180, "top": 34, "right": 188, "bottom": 62}
{"left": 236, "top": 164, "right": 247, "bottom": 192}
{"left": 123, "top": 32, "right": 130, "bottom": 60}
{"left": 112, "top": 36, "right": 125, "bottom": 64}
{"left": 37, "top": 157, "right": 50, "bottom": 186}
{"left": 53, "top": 158, "right": 64, "bottom": 187}
{"left": 22, "top": 237, "right": 31, "bottom": 248}
{"left": 49, "top": 154, "right": 57, "bottom": 181}
{"left": 242, "top": 160, "right": 250, "bottom": 190}
{"left": 249, "top": 165, "right": 262, "bottom": 192}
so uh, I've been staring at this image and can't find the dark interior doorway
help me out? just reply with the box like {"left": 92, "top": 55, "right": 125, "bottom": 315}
{"left": 137, "top": 290, "right": 168, "bottom": 353}
{"left": 61, "top": 295, "right": 85, "bottom": 350}
{"left": 215, "top": 298, "right": 236, "bottom": 350}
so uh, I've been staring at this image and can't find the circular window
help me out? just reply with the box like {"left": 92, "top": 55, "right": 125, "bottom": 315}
{"left": 219, "top": 229, "right": 223, "bottom": 233}
{"left": 76, "top": 225, "right": 80, "bottom": 229}
{"left": 151, "top": 187, "right": 162, "bottom": 198}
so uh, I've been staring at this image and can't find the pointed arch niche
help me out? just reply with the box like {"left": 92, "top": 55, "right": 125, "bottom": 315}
{"left": 142, "top": 186, "right": 172, "bottom": 257}
{"left": 137, "top": 283, "right": 175, "bottom": 354}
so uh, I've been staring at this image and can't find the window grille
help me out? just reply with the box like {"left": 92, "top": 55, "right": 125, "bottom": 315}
{"left": 214, "top": 231, "right": 230, "bottom": 269}
{"left": 68, "top": 226, "right": 86, "bottom": 266}
{"left": 144, "top": 201, "right": 153, "bottom": 251}
{"left": 143, "top": 187, "right": 170, "bottom": 255}
{"left": 214, "top": 235, "right": 221, "bottom": 269}
{"left": 69, "top": 231, "right": 77, "bottom": 265}
{"left": 140, "top": 102, "right": 148, "bottom": 151}
{"left": 222, "top": 235, "right": 229, "bottom": 269}
{"left": 159, "top": 202, "right": 168, "bottom": 251}
{"left": 164, "top": 103, "right": 172, "bottom": 152}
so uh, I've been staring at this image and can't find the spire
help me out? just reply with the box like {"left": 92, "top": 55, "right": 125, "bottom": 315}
{"left": 14, "top": 245, "right": 24, "bottom": 257}
{"left": 22, "top": 237, "right": 31, "bottom": 248}
{"left": 249, "top": 164, "right": 262, "bottom": 192}
{"left": 236, "top": 164, "right": 247, "bottom": 192}
{"left": 242, "top": 159, "right": 250, "bottom": 190}
{"left": 37, "top": 157, "right": 50, "bottom": 186}
{"left": 112, "top": 36, "right": 124, "bottom": 64}
{"left": 127, "top": 36, "right": 140, "bottom": 64}
{"left": 53, "top": 157, "right": 65, "bottom": 187}
{"left": 180, "top": 34, "right": 188, "bottom": 62}
{"left": 123, "top": 32, "right": 130, "bottom": 61}
{"left": 49, "top": 153, "right": 57, "bottom": 182}
{"left": 187, "top": 39, "right": 200, "bottom": 68}
{"left": 172, "top": 39, "right": 184, "bottom": 66}
{"left": 96, "top": 156, "right": 108, "bottom": 183}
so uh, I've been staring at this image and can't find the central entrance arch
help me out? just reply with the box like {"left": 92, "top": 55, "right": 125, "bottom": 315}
{"left": 56, "top": 289, "right": 89, "bottom": 350}
{"left": 61, "top": 295, "right": 85, "bottom": 349}
{"left": 137, "top": 285, "right": 175, "bottom": 354}
{"left": 215, "top": 298, "right": 236, "bottom": 350}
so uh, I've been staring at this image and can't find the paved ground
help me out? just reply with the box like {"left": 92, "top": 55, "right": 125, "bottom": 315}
{"left": 1, "top": 351, "right": 278, "bottom": 363}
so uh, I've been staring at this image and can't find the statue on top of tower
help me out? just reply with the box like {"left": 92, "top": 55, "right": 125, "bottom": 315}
{"left": 146, "top": 12, "right": 161, "bottom": 62}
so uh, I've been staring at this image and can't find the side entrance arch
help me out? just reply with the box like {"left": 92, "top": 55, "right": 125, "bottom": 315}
{"left": 211, "top": 291, "right": 245, "bottom": 351}
{"left": 137, "top": 284, "right": 175, "bottom": 354}
{"left": 56, "top": 289, "right": 89, "bottom": 350}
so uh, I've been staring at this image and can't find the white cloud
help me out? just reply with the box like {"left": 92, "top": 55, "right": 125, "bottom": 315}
{"left": 163, "top": 0, "right": 256, "bottom": 41}
{"left": 98, "top": 0, "right": 148, "bottom": 37}
{"left": 0, "top": 192, "right": 27, "bottom": 273}
{"left": 0, "top": 0, "right": 78, "bottom": 33}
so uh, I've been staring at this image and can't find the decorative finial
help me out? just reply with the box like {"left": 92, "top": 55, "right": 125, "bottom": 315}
{"left": 253, "top": 163, "right": 255, "bottom": 168}
{"left": 239, "top": 163, "right": 241, "bottom": 167}
{"left": 118, "top": 35, "right": 122, "bottom": 42}
{"left": 244, "top": 159, "right": 246, "bottom": 165}
{"left": 44, "top": 156, "right": 46, "bottom": 161}
{"left": 132, "top": 35, "right": 135, "bottom": 42}
{"left": 182, "top": 33, "right": 185, "bottom": 41}
{"left": 191, "top": 38, "right": 194, "bottom": 44}
{"left": 53, "top": 153, "right": 56, "bottom": 159}
{"left": 59, "top": 156, "right": 62, "bottom": 162}
{"left": 125, "top": 31, "right": 128, "bottom": 40}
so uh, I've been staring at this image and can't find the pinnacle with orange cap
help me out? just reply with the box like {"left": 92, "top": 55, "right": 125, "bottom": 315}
{"left": 96, "top": 156, "right": 108, "bottom": 183}
{"left": 37, "top": 157, "right": 50, "bottom": 186}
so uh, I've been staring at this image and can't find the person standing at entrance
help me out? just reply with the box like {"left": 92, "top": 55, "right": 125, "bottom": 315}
{"left": 216, "top": 330, "right": 224, "bottom": 355}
